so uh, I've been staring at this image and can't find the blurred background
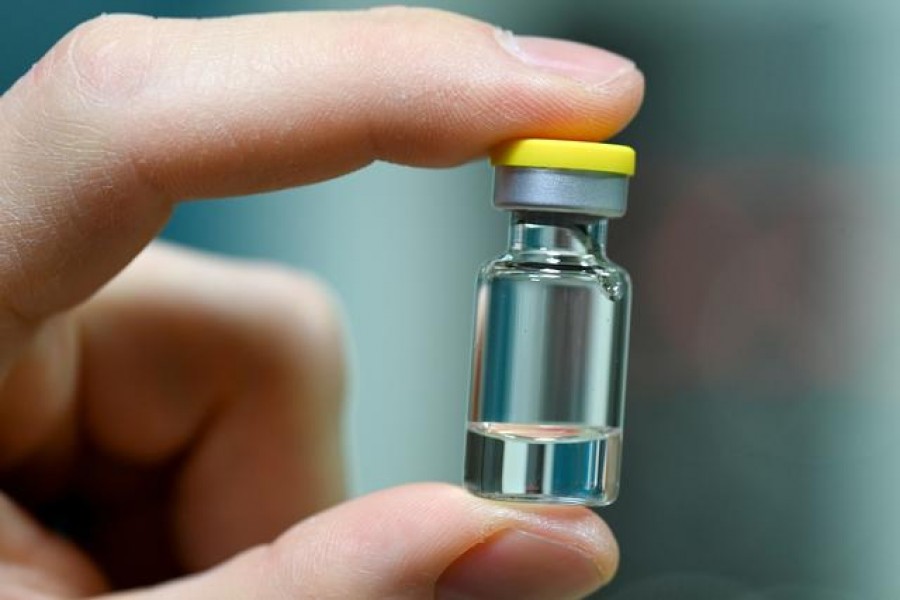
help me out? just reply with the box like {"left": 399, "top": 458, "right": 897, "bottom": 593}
{"left": 3, "top": 1, "right": 899, "bottom": 598}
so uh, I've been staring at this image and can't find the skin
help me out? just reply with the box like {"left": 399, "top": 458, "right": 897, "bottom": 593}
{"left": 0, "top": 7, "right": 643, "bottom": 599}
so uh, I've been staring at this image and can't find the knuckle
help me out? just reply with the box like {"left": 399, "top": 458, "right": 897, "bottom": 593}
{"left": 251, "top": 266, "right": 345, "bottom": 365}
{"left": 251, "top": 266, "right": 346, "bottom": 407}
{"left": 49, "top": 14, "right": 157, "bottom": 104}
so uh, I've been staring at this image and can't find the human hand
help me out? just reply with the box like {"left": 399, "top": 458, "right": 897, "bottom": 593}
{"left": 0, "top": 7, "right": 643, "bottom": 599}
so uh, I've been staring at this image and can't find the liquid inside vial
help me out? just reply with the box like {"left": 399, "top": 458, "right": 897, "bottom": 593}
{"left": 465, "top": 251, "right": 630, "bottom": 506}
{"left": 465, "top": 423, "right": 622, "bottom": 505}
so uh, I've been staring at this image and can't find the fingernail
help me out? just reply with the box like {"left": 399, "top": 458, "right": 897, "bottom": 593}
{"left": 436, "top": 529, "right": 605, "bottom": 600}
{"left": 496, "top": 29, "right": 636, "bottom": 85}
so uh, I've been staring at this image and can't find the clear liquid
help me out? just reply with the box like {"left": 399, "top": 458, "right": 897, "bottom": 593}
{"left": 470, "top": 264, "right": 629, "bottom": 427}
{"left": 464, "top": 422, "right": 622, "bottom": 506}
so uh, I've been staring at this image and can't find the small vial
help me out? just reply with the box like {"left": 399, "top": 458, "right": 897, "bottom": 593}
{"left": 464, "top": 139, "right": 635, "bottom": 506}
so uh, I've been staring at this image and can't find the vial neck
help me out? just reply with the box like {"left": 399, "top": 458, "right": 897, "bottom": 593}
{"left": 508, "top": 212, "right": 609, "bottom": 264}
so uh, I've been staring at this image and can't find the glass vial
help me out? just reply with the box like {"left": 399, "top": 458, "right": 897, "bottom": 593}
{"left": 464, "top": 139, "right": 635, "bottom": 506}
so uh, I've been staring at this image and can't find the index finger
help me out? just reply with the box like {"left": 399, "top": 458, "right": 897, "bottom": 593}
{"left": 0, "top": 6, "right": 642, "bottom": 328}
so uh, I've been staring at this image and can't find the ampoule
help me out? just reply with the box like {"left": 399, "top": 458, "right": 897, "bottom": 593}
{"left": 464, "top": 139, "right": 635, "bottom": 506}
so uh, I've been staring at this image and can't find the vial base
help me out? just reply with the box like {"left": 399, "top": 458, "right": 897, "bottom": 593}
{"left": 464, "top": 423, "right": 622, "bottom": 506}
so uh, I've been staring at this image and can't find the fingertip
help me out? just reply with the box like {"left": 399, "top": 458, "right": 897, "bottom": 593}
{"left": 436, "top": 530, "right": 604, "bottom": 600}
{"left": 477, "top": 497, "right": 620, "bottom": 586}
{"left": 274, "top": 482, "right": 620, "bottom": 597}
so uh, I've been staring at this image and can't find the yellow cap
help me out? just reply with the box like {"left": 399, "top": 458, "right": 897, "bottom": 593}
{"left": 490, "top": 139, "right": 636, "bottom": 176}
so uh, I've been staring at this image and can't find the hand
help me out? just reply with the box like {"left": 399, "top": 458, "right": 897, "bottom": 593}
{"left": 0, "top": 7, "right": 643, "bottom": 599}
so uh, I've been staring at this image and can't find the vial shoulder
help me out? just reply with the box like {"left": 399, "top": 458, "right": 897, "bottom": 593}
{"left": 481, "top": 252, "right": 629, "bottom": 277}
{"left": 479, "top": 255, "right": 631, "bottom": 300}
{"left": 602, "top": 255, "right": 632, "bottom": 286}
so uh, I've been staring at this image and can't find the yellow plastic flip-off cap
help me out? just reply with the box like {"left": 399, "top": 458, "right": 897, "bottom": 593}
{"left": 490, "top": 139, "right": 636, "bottom": 176}
{"left": 490, "top": 139, "right": 635, "bottom": 217}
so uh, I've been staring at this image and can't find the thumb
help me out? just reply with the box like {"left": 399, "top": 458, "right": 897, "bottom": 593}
{"left": 104, "top": 483, "right": 618, "bottom": 600}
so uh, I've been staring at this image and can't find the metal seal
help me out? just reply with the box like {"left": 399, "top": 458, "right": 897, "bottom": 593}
{"left": 493, "top": 167, "right": 629, "bottom": 218}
